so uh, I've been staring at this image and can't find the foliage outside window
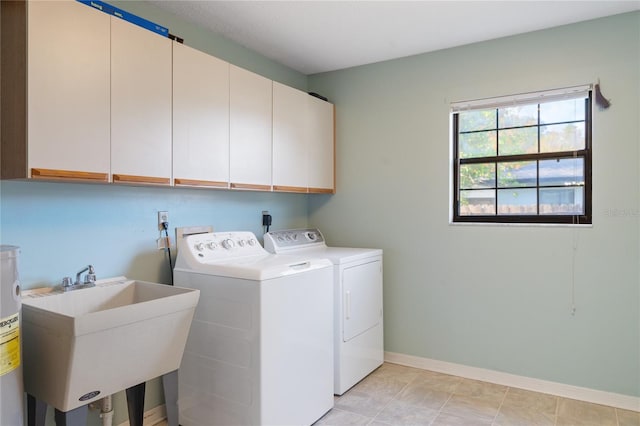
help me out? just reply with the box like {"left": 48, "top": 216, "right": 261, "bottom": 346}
{"left": 452, "top": 87, "right": 592, "bottom": 224}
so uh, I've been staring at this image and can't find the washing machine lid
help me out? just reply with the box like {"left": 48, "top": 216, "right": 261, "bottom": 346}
{"left": 177, "top": 253, "right": 332, "bottom": 281}
{"left": 174, "top": 231, "right": 333, "bottom": 280}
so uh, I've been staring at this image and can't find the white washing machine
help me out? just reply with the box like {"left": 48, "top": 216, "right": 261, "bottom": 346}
{"left": 174, "top": 231, "right": 334, "bottom": 426}
{"left": 264, "top": 228, "right": 383, "bottom": 395}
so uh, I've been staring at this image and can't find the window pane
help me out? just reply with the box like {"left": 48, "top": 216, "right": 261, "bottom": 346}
{"left": 459, "top": 163, "right": 495, "bottom": 189}
{"left": 498, "top": 104, "right": 537, "bottom": 128}
{"left": 539, "top": 187, "right": 584, "bottom": 215}
{"left": 497, "top": 188, "right": 537, "bottom": 214}
{"left": 540, "top": 98, "right": 585, "bottom": 124}
{"left": 458, "top": 109, "right": 496, "bottom": 132}
{"left": 498, "top": 161, "right": 536, "bottom": 188}
{"left": 539, "top": 158, "right": 584, "bottom": 187}
{"left": 540, "top": 123, "right": 585, "bottom": 152}
{"left": 459, "top": 190, "right": 495, "bottom": 215}
{"left": 498, "top": 127, "right": 537, "bottom": 155}
{"left": 459, "top": 131, "right": 497, "bottom": 159}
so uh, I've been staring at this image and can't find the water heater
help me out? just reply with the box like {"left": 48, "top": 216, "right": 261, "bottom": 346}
{"left": 0, "top": 245, "right": 23, "bottom": 426}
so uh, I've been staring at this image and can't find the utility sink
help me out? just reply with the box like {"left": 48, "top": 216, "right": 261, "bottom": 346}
{"left": 22, "top": 277, "right": 200, "bottom": 412}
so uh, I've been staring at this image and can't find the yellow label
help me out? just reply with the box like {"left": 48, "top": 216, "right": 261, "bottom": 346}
{"left": 0, "top": 312, "right": 20, "bottom": 376}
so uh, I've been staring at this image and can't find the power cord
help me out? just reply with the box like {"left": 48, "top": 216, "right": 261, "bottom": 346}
{"left": 162, "top": 222, "right": 174, "bottom": 285}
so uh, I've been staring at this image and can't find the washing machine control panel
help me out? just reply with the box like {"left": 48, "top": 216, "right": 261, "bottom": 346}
{"left": 264, "top": 228, "right": 326, "bottom": 253}
{"left": 183, "top": 231, "right": 264, "bottom": 261}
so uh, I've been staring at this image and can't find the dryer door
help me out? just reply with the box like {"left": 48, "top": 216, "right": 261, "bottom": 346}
{"left": 342, "top": 260, "right": 383, "bottom": 342}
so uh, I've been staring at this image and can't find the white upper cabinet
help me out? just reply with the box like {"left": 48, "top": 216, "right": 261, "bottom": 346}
{"left": 229, "top": 65, "right": 273, "bottom": 190}
{"left": 111, "top": 17, "right": 172, "bottom": 185}
{"left": 272, "top": 82, "right": 309, "bottom": 192}
{"left": 27, "top": 0, "right": 111, "bottom": 182}
{"left": 173, "top": 42, "right": 230, "bottom": 188}
{"left": 11, "top": 1, "right": 334, "bottom": 192}
{"left": 307, "top": 96, "right": 335, "bottom": 193}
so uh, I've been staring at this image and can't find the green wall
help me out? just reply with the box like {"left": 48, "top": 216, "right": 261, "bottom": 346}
{"left": 309, "top": 12, "right": 640, "bottom": 398}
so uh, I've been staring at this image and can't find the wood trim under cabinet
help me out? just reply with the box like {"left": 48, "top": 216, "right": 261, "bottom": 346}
{"left": 112, "top": 174, "right": 170, "bottom": 185}
{"left": 273, "top": 185, "right": 308, "bottom": 193}
{"left": 31, "top": 168, "right": 109, "bottom": 182}
{"left": 174, "top": 178, "right": 229, "bottom": 188}
{"left": 1, "top": 0, "right": 28, "bottom": 179}
{"left": 308, "top": 187, "right": 335, "bottom": 194}
{"left": 230, "top": 182, "right": 272, "bottom": 191}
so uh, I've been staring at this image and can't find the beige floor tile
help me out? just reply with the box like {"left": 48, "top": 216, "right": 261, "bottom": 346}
{"left": 373, "top": 399, "right": 440, "bottom": 425}
{"left": 500, "top": 387, "right": 558, "bottom": 414}
{"left": 395, "top": 380, "right": 453, "bottom": 410}
{"left": 430, "top": 411, "right": 493, "bottom": 426}
{"left": 411, "top": 370, "right": 463, "bottom": 393}
{"left": 334, "top": 389, "right": 394, "bottom": 418}
{"left": 313, "top": 408, "right": 372, "bottom": 426}
{"left": 441, "top": 394, "right": 501, "bottom": 422}
{"left": 351, "top": 374, "right": 409, "bottom": 399}
{"left": 453, "top": 378, "right": 508, "bottom": 403}
{"left": 557, "top": 398, "right": 617, "bottom": 426}
{"left": 372, "top": 362, "right": 424, "bottom": 383}
{"left": 494, "top": 404, "right": 556, "bottom": 426}
{"left": 618, "top": 409, "right": 640, "bottom": 426}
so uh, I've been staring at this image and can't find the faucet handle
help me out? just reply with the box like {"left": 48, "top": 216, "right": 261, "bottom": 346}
{"left": 84, "top": 265, "right": 96, "bottom": 284}
{"left": 61, "top": 276, "right": 73, "bottom": 291}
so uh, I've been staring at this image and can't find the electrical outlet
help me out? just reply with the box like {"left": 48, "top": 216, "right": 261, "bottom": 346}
{"left": 158, "top": 211, "right": 169, "bottom": 230}
{"left": 262, "top": 210, "right": 272, "bottom": 227}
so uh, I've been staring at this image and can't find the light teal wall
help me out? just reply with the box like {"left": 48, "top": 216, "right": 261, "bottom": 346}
{"left": 0, "top": 1, "right": 310, "bottom": 424}
{"left": 309, "top": 12, "right": 640, "bottom": 398}
{"left": 0, "top": 181, "right": 308, "bottom": 288}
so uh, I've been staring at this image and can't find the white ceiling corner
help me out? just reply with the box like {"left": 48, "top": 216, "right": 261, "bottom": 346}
{"left": 146, "top": 0, "right": 640, "bottom": 75}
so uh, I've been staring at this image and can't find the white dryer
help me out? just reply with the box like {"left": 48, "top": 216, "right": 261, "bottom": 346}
{"left": 264, "top": 228, "right": 383, "bottom": 395}
{"left": 174, "top": 231, "right": 334, "bottom": 426}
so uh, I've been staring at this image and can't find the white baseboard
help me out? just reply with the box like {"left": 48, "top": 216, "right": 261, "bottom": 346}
{"left": 385, "top": 351, "right": 640, "bottom": 412}
{"left": 116, "top": 404, "right": 166, "bottom": 426}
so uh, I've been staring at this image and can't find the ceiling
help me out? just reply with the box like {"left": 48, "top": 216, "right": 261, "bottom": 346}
{"left": 146, "top": 1, "right": 640, "bottom": 75}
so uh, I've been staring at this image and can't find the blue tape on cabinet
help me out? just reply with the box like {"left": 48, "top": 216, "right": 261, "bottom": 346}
{"left": 76, "top": 0, "right": 169, "bottom": 37}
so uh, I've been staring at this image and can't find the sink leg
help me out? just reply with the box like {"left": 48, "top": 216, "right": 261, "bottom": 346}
{"left": 53, "top": 405, "right": 88, "bottom": 426}
{"left": 26, "top": 394, "right": 47, "bottom": 426}
{"left": 162, "top": 370, "right": 179, "bottom": 426}
{"left": 126, "top": 382, "right": 146, "bottom": 426}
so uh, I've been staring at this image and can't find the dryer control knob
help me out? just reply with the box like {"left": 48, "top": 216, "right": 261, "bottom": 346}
{"left": 195, "top": 242, "right": 205, "bottom": 252}
{"left": 206, "top": 242, "right": 217, "bottom": 250}
{"left": 238, "top": 240, "right": 246, "bottom": 247}
{"left": 248, "top": 239, "right": 257, "bottom": 246}
{"left": 222, "top": 239, "right": 236, "bottom": 249}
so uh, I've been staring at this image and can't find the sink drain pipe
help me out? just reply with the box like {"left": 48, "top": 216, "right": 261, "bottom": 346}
{"left": 100, "top": 395, "right": 114, "bottom": 426}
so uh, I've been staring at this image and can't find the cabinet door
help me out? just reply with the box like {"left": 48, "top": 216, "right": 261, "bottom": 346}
{"left": 111, "top": 17, "right": 172, "bottom": 185}
{"left": 27, "top": 0, "right": 110, "bottom": 182}
{"left": 307, "top": 96, "right": 335, "bottom": 193}
{"left": 173, "top": 43, "right": 230, "bottom": 188}
{"left": 272, "top": 82, "right": 308, "bottom": 192}
{"left": 229, "top": 65, "right": 272, "bottom": 190}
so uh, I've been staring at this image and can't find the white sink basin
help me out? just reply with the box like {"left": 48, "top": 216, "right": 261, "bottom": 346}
{"left": 22, "top": 278, "right": 199, "bottom": 412}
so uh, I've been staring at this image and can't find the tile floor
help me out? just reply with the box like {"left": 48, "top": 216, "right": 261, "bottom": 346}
{"left": 315, "top": 363, "right": 640, "bottom": 426}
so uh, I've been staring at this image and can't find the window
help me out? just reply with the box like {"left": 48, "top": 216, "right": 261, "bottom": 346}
{"left": 452, "top": 86, "right": 592, "bottom": 224}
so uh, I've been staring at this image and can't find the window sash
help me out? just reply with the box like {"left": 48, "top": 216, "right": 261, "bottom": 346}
{"left": 452, "top": 91, "right": 592, "bottom": 225}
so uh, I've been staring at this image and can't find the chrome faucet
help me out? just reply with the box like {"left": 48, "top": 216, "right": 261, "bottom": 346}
{"left": 61, "top": 265, "right": 97, "bottom": 292}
